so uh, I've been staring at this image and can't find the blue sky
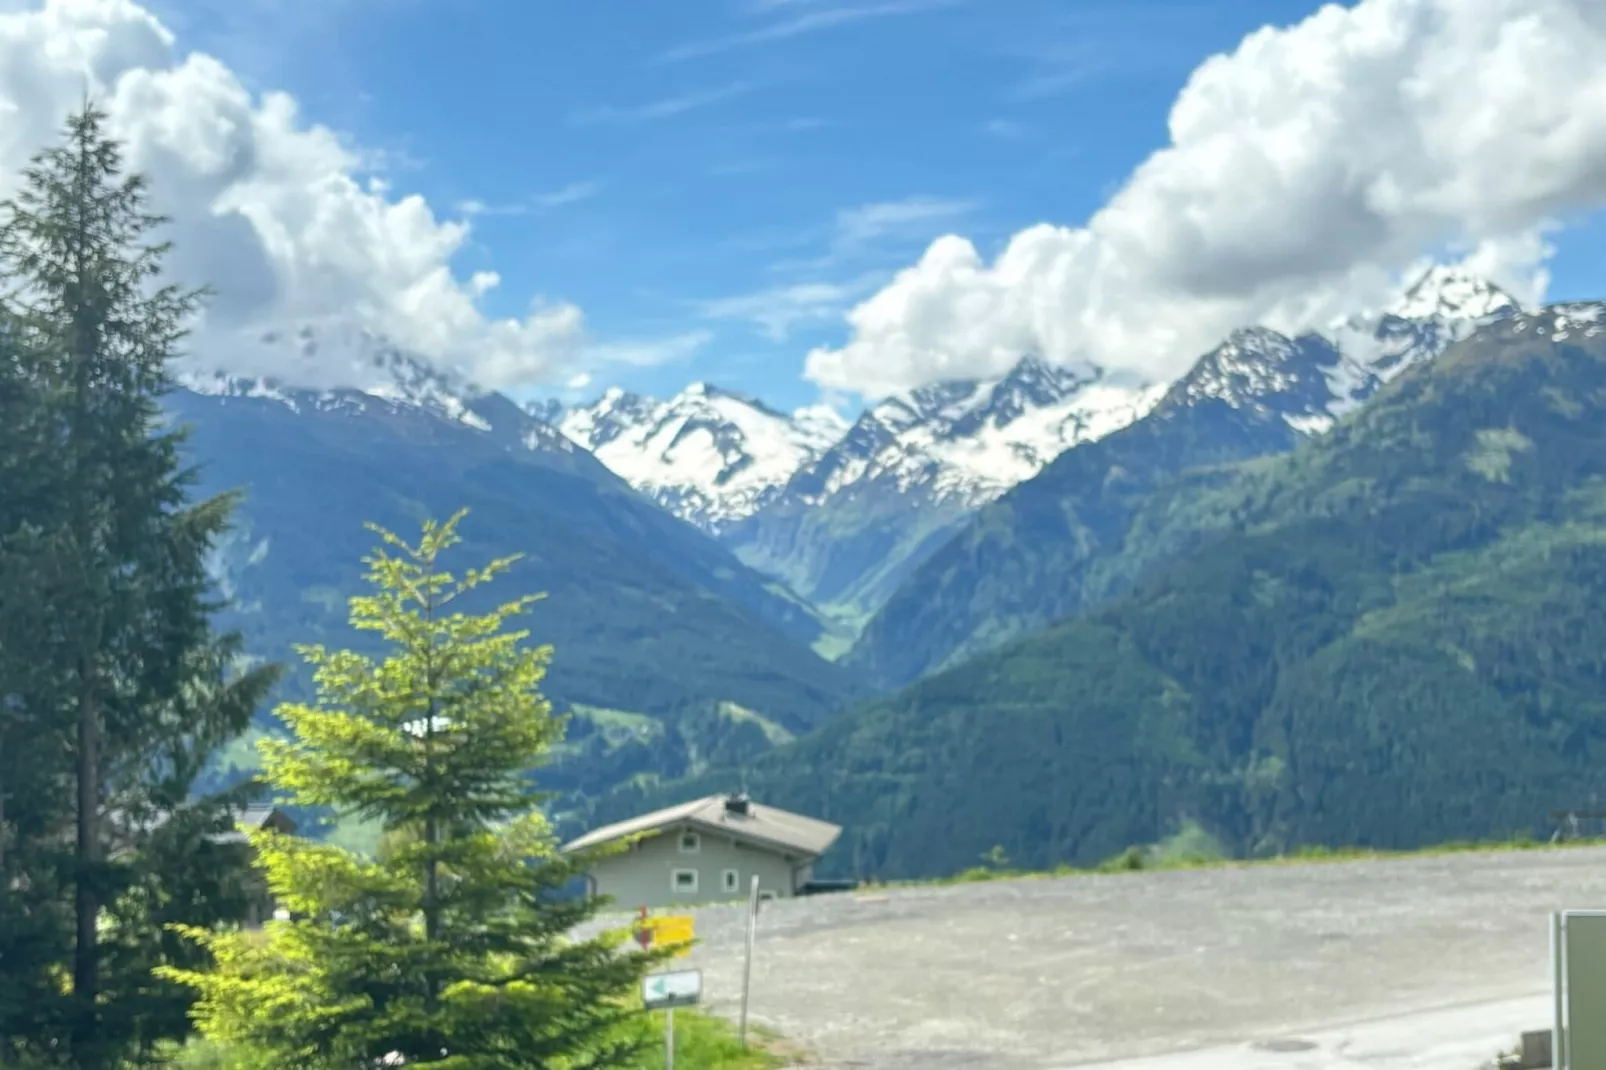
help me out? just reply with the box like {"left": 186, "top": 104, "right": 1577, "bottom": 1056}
{"left": 140, "top": 0, "right": 1606, "bottom": 411}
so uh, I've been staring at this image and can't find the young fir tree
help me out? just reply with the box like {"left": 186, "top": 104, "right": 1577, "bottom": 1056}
{"left": 0, "top": 104, "right": 280, "bottom": 1066}
{"left": 165, "top": 512, "right": 668, "bottom": 1068}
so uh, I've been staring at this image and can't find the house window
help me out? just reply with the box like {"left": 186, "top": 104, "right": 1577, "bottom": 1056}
{"left": 672, "top": 869, "right": 698, "bottom": 894}
{"left": 758, "top": 891, "right": 777, "bottom": 903}
{"left": 722, "top": 869, "right": 740, "bottom": 893}
{"left": 678, "top": 831, "right": 700, "bottom": 853}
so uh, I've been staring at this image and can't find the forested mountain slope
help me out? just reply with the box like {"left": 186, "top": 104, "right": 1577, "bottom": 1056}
{"left": 170, "top": 380, "right": 867, "bottom": 806}
{"left": 848, "top": 273, "right": 1518, "bottom": 687}
{"left": 591, "top": 303, "right": 1606, "bottom": 878}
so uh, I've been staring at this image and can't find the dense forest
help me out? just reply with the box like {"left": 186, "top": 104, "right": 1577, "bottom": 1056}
{"left": 596, "top": 304, "right": 1606, "bottom": 878}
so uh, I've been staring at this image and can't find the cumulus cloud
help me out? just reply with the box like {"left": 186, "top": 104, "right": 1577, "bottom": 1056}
{"left": 805, "top": 0, "right": 1606, "bottom": 397}
{"left": 0, "top": 0, "right": 586, "bottom": 391}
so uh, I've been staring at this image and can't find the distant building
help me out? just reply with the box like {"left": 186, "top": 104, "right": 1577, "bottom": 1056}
{"left": 227, "top": 806, "right": 298, "bottom": 929}
{"left": 105, "top": 803, "right": 298, "bottom": 928}
{"left": 561, "top": 794, "right": 841, "bottom": 909}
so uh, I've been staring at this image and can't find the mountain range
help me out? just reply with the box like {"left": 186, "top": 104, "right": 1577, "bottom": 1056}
{"left": 163, "top": 268, "right": 1598, "bottom": 874}
{"left": 590, "top": 298, "right": 1606, "bottom": 877}
{"left": 171, "top": 326, "right": 866, "bottom": 815}
{"left": 536, "top": 268, "right": 1514, "bottom": 638}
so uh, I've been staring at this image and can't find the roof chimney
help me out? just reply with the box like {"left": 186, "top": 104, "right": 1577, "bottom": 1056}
{"left": 724, "top": 792, "right": 750, "bottom": 816}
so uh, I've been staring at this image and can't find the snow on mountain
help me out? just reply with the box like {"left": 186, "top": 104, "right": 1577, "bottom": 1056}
{"left": 177, "top": 268, "right": 1518, "bottom": 549}
{"left": 548, "top": 383, "right": 850, "bottom": 532}
{"left": 1170, "top": 326, "right": 1337, "bottom": 412}
{"left": 793, "top": 357, "right": 1166, "bottom": 509}
{"left": 175, "top": 324, "right": 581, "bottom": 457}
{"left": 757, "top": 271, "right": 1511, "bottom": 520}
{"left": 1316, "top": 267, "right": 1521, "bottom": 427}
{"left": 1388, "top": 265, "right": 1517, "bottom": 322}
{"left": 1157, "top": 269, "right": 1520, "bottom": 440}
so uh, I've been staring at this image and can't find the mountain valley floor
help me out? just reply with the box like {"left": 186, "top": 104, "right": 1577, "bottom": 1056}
{"left": 580, "top": 846, "right": 1606, "bottom": 1069}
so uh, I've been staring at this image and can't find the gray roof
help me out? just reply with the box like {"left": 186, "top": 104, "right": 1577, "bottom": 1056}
{"left": 562, "top": 795, "right": 841, "bottom": 859}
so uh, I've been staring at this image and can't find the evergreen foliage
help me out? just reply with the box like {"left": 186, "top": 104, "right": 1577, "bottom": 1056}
{"left": 163, "top": 513, "right": 667, "bottom": 1068}
{"left": 0, "top": 104, "right": 278, "bottom": 1067}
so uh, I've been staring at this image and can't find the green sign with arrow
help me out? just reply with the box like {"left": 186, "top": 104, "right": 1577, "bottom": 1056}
{"left": 642, "top": 968, "right": 702, "bottom": 1011}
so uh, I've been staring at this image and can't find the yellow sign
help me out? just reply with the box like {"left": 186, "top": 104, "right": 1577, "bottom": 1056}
{"left": 637, "top": 915, "right": 695, "bottom": 957}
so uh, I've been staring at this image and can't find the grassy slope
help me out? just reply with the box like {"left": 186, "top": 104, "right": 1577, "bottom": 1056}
{"left": 595, "top": 306, "right": 1606, "bottom": 880}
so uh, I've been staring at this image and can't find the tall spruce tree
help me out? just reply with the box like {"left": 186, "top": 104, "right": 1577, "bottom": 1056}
{"left": 164, "top": 512, "right": 667, "bottom": 1068}
{"left": 0, "top": 104, "right": 279, "bottom": 1066}
{"left": 0, "top": 300, "right": 77, "bottom": 1065}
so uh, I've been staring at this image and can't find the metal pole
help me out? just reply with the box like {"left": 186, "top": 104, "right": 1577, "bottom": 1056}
{"left": 666, "top": 1007, "right": 674, "bottom": 1070}
{"left": 738, "top": 873, "right": 759, "bottom": 1047}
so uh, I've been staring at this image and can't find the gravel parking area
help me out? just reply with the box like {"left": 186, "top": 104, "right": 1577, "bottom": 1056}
{"left": 584, "top": 846, "right": 1606, "bottom": 1068}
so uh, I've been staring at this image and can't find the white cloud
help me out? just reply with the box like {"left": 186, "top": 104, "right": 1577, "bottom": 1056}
{"left": 700, "top": 276, "right": 883, "bottom": 340}
{"left": 806, "top": 0, "right": 1606, "bottom": 397}
{"left": 833, "top": 196, "right": 978, "bottom": 252}
{"left": 568, "top": 83, "right": 751, "bottom": 126}
{"left": 0, "top": 0, "right": 585, "bottom": 392}
{"left": 533, "top": 179, "right": 600, "bottom": 209}
{"left": 659, "top": 0, "right": 959, "bottom": 63}
{"left": 586, "top": 330, "right": 714, "bottom": 368}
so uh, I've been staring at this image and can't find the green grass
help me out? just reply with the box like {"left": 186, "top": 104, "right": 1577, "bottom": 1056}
{"left": 888, "top": 830, "right": 1606, "bottom": 890}
{"left": 152, "top": 1008, "right": 796, "bottom": 1069}
{"left": 623, "top": 1010, "right": 795, "bottom": 1069}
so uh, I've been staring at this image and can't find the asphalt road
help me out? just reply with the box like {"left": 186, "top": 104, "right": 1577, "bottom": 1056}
{"left": 587, "top": 846, "right": 1606, "bottom": 1069}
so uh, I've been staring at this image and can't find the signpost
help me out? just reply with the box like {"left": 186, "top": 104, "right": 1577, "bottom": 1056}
{"left": 631, "top": 909, "right": 696, "bottom": 958}
{"left": 738, "top": 874, "right": 760, "bottom": 1048}
{"left": 642, "top": 969, "right": 702, "bottom": 1070}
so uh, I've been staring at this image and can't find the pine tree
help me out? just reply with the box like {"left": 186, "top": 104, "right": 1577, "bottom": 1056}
{"left": 0, "top": 103, "right": 279, "bottom": 1066}
{"left": 164, "top": 512, "right": 667, "bottom": 1068}
{"left": 0, "top": 301, "right": 77, "bottom": 1064}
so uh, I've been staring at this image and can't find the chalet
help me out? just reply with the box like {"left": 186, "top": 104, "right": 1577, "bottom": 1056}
{"left": 561, "top": 793, "right": 841, "bottom": 909}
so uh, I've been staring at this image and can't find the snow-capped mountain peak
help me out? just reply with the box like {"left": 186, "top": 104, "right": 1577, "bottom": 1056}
{"left": 788, "top": 356, "right": 1164, "bottom": 509}
{"left": 1175, "top": 328, "right": 1321, "bottom": 406}
{"left": 547, "top": 383, "right": 850, "bottom": 532}
{"left": 178, "top": 324, "right": 491, "bottom": 430}
{"left": 1312, "top": 269, "right": 1521, "bottom": 424}
{"left": 791, "top": 401, "right": 853, "bottom": 449}
{"left": 175, "top": 324, "right": 586, "bottom": 459}
{"left": 1388, "top": 266, "right": 1518, "bottom": 323}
